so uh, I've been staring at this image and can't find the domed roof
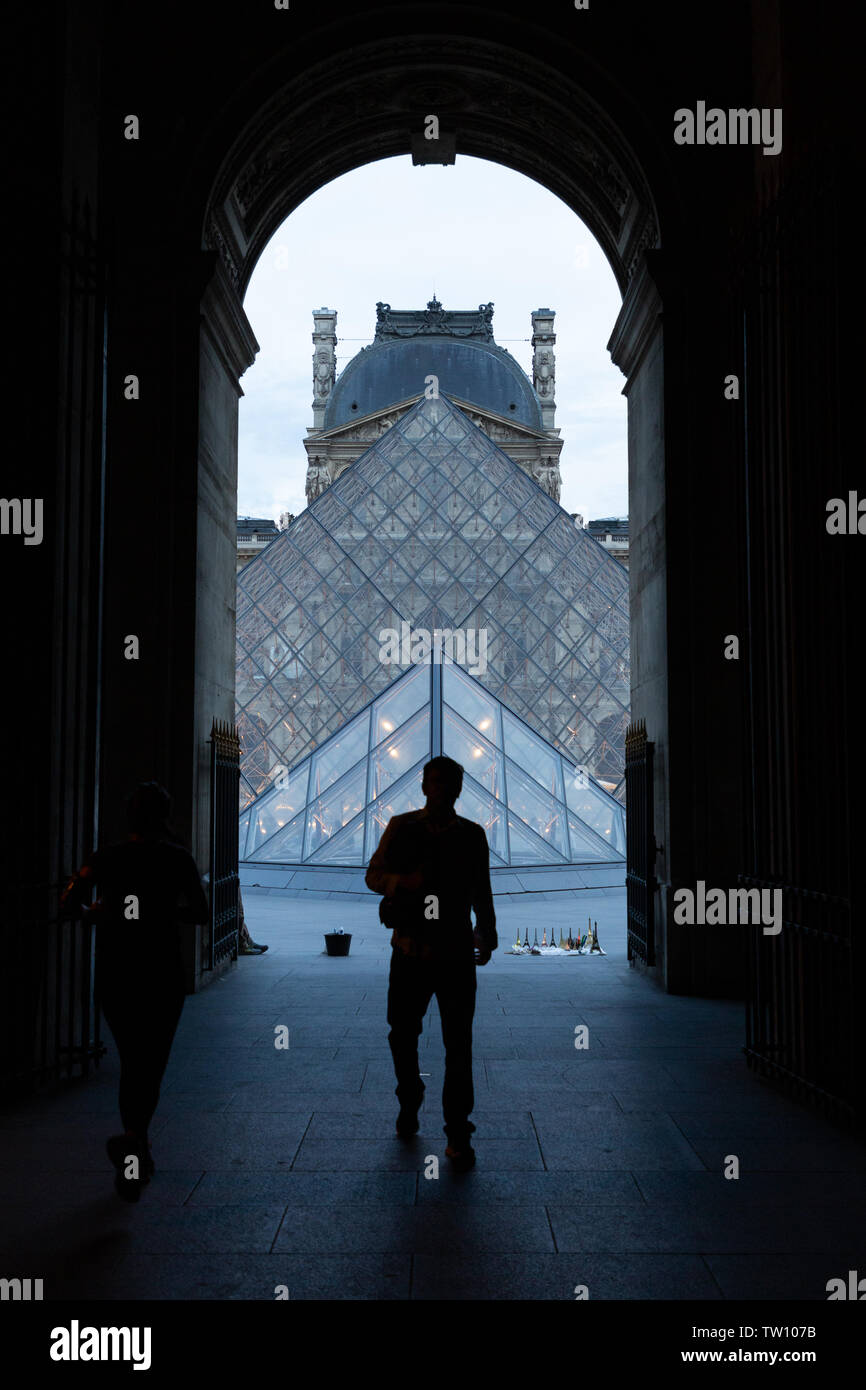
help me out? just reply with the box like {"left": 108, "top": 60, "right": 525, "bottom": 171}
{"left": 323, "top": 300, "right": 544, "bottom": 431}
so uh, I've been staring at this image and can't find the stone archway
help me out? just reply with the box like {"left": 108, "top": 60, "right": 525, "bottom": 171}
{"left": 202, "top": 39, "right": 659, "bottom": 296}
{"left": 187, "top": 30, "right": 672, "bottom": 988}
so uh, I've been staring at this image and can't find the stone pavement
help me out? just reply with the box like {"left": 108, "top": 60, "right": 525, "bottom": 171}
{"left": 1, "top": 888, "right": 864, "bottom": 1301}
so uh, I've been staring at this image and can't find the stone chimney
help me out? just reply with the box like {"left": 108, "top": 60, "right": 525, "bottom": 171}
{"left": 531, "top": 308, "right": 556, "bottom": 431}
{"left": 311, "top": 307, "right": 337, "bottom": 430}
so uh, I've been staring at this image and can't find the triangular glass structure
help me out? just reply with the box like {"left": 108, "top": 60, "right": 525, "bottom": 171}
{"left": 236, "top": 394, "right": 630, "bottom": 817}
{"left": 242, "top": 661, "right": 625, "bottom": 867}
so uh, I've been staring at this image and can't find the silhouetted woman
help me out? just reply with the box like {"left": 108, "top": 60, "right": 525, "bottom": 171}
{"left": 61, "top": 783, "right": 208, "bottom": 1200}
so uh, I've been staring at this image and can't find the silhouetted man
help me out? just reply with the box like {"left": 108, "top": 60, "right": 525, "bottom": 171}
{"left": 60, "top": 783, "right": 209, "bottom": 1201}
{"left": 366, "top": 755, "right": 497, "bottom": 1171}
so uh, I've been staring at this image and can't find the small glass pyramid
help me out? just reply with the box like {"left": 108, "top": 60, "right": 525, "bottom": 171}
{"left": 242, "top": 659, "right": 625, "bottom": 866}
{"left": 236, "top": 392, "right": 630, "bottom": 840}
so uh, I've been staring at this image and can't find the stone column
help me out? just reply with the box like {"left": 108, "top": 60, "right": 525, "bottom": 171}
{"left": 531, "top": 308, "right": 557, "bottom": 430}
{"left": 311, "top": 307, "right": 337, "bottom": 429}
{"left": 607, "top": 256, "right": 670, "bottom": 987}
{"left": 192, "top": 252, "right": 258, "bottom": 986}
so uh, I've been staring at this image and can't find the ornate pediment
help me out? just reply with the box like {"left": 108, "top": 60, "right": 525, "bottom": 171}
{"left": 374, "top": 298, "right": 495, "bottom": 341}
{"left": 309, "top": 395, "right": 553, "bottom": 448}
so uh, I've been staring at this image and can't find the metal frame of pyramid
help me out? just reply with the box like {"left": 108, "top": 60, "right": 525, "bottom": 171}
{"left": 239, "top": 657, "right": 626, "bottom": 867}
{"left": 236, "top": 393, "right": 630, "bottom": 864}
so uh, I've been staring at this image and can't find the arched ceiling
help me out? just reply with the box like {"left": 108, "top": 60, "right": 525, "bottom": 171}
{"left": 203, "top": 37, "right": 659, "bottom": 298}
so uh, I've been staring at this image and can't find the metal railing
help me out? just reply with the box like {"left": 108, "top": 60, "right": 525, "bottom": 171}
{"left": 1, "top": 894, "right": 104, "bottom": 1096}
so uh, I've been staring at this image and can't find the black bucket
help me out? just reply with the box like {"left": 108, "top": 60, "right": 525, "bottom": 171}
{"left": 324, "top": 932, "right": 352, "bottom": 957}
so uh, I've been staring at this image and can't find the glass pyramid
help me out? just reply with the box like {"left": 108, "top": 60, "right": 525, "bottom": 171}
{"left": 236, "top": 393, "right": 630, "bottom": 826}
{"left": 241, "top": 659, "right": 626, "bottom": 866}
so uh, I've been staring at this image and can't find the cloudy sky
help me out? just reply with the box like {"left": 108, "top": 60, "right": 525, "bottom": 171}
{"left": 238, "top": 155, "right": 627, "bottom": 525}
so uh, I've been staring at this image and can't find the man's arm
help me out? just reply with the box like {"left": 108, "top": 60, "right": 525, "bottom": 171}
{"left": 59, "top": 854, "right": 99, "bottom": 919}
{"left": 471, "top": 826, "right": 497, "bottom": 957}
{"left": 365, "top": 816, "right": 420, "bottom": 897}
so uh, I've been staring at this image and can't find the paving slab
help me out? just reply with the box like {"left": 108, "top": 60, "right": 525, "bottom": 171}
{"left": 2, "top": 888, "right": 863, "bottom": 1300}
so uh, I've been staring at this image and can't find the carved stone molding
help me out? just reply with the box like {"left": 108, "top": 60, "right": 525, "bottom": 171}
{"left": 374, "top": 298, "right": 494, "bottom": 341}
{"left": 607, "top": 252, "right": 664, "bottom": 383}
{"left": 199, "top": 251, "right": 259, "bottom": 385}
{"left": 203, "top": 36, "right": 659, "bottom": 295}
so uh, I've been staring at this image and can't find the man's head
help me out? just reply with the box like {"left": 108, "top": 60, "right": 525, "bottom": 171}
{"left": 127, "top": 782, "right": 172, "bottom": 836}
{"left": 421, "top": 755, "right": 463, "bottom": 812}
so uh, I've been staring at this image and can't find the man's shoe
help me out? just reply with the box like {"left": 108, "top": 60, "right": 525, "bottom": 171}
{"left": 114, "top": 1169, "right": 146, "bottom": 1202}
{"left": 395, "top": 1108, "right": 420, "bottom": 1137}
{"left": 106, "top": 1134, "right": 150, "bottom": 1199}
{"left": 395, "top": 1084, "right": 425, "bottom": 1138}
{"left": 248, "top": 939, "right": 268, "bottom": 952}
{"left": 445, "top": 1143, "right": 476, "bottom": 1172}
{"left": 239, "top": 942, "right": 265, "bottom": 955}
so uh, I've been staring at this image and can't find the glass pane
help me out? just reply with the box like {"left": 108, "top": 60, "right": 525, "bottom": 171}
{"left": 247, "top": 762, "right": 311, "bottom": 854}
{"left": 566, "top": 813, "right": 619, "bottom": 863}
{"left": 564, "top": 767, "right": 626, "bottom": 852}
{"left": 502, "top": 708, "right": 564, "bottom": 804}
{"left": 249, "top": 810, "right": 305, "bottom": 863}
{"left": 442, "top": 706, "right": 505, "bottom": 800}
{"left": 236, "top": 656, "right": 267, "bottom": 708}
{"left": 372, "top": 665, "right": 430, "bottom": 745}
{"left": 309, "top": 710, "right": 370, "bottom": 799}
{"left": 443, "top": 663, "right": 501, "bottom": 746}
{"left": 504, "top": 758, "right": 568, "bottom": 856}
{"left": 307, "top": 814, "right": 366, "bottom": 865}
{"left": 238, "top": 810, "right": 250, "bottom": 860}
{"left": 480, "top": 534, "right": 519, "bottom": 577}
{"left": 507, "top": 815, "right": 564, "bottom": 866}
{"left": 457, "top": 776, "right": 508, "bottom": 862}
{"left": 368, "top": 707, "right": 431, "bottom": 800}
{"left": 365, "top": 761, "right": 428, "bottom": 860}
{"left": 304, "top": 762, "right": 367, "bottom": 859}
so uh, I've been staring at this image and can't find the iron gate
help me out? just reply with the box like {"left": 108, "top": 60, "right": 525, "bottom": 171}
{"left": 625, "top": 718, "right": 655, "bottom": 966}
{"left": 209, "top": 719, "right": 240, "bottom": 969}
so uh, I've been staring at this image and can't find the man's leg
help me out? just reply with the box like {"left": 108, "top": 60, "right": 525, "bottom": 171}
{"left": 102, "top": 983, "right": 184, "bottom": 1141}
{"left": 386, "top": 949, "right": 434, "bottom": 1117}
{"left": 138, "top": 986, "right": 185, "bottom": 1135}
{"left": 435, "top": 960, "right": 477, "bottom": 1149}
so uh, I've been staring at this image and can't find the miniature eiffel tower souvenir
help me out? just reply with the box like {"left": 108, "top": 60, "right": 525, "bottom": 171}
{"left": 589, "top": 920, "right": 606, "bottom": 954}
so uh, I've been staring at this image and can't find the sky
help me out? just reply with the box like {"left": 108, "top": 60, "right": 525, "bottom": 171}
{"left": 238, "top": 155, "right": 628, "bottom": 525}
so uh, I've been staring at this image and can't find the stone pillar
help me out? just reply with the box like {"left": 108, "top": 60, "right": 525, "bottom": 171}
{"left": 192, "top": 253, "right": 258, "bottom": 986}
{"left": 531, "top": 308, "right": 556, "bottom": 430}
{"left": 311, "top": 307, "right": 337, "bottom": 429}
{"left": 607, "top": 256, "right": 670, "bottom": 988}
